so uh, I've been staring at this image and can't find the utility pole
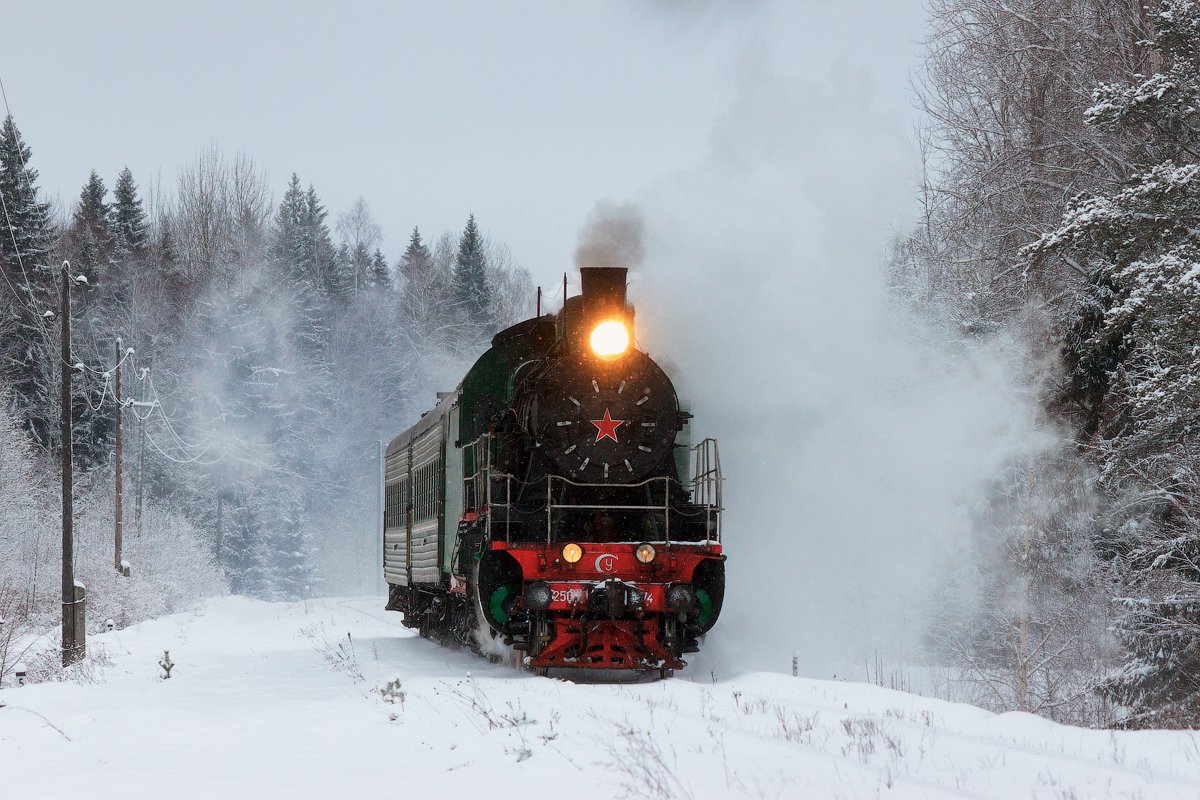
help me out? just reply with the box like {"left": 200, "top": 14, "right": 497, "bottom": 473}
{"left": 60, "top": 262, "right": 84, "bottom": 666}
{"left": 214, "top": 411, "right": 228, "bottom": 570}
{"left": 114, "top": 338, "right": 128, "bottom": 576}
{"left": 215, "top": 487, "right": 223, "bottom": 565}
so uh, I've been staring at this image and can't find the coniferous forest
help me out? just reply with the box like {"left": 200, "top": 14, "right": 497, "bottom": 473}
{"left": 892, "top": 0, "right": 1200, "bottom": 728}
{"left": 0, "top": 123, "right": 531, "bottom": 671}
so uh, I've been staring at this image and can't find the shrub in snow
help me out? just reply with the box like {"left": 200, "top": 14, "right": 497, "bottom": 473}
{"left": 159, "top": 650, "right": 175, "bottom": 679}
{"left": 24, "top": 643, "right": 113, "bottom": 684}
{"left": 72, "top": 492, "right": 228, "bottom": 630}
{"left": 1, "top": 393, "right": 227, "bottom": 683}
{"left": 379, "top": 677, "right": 405, "bottom": 707}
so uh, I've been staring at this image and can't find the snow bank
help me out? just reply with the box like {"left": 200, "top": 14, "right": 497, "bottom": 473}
{"left": 1, "top": 596, "right": 1195, "bottom": 799}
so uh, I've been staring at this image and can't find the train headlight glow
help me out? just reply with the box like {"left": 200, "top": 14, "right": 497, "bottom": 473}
{"left": 562, "top": 542, "right": 583, "bottom": 563}
{"left": 589, "top": 320, "right": 630, "bottom": 359}
{"left": 635, "top": 543, "right": 656, "bottom": 564}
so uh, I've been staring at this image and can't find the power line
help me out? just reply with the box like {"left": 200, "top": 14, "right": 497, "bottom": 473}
{"left": 144, "top": 429, "right": 232, "bottom": 466}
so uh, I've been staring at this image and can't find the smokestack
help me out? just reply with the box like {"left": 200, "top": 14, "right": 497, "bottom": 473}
{"left": 580, "top": 266, "right": 628, "bottom": 318}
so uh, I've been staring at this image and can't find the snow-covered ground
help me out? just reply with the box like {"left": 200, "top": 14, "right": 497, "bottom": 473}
{"left": 1, "top": 597, "right": 1197, "bottom": 799}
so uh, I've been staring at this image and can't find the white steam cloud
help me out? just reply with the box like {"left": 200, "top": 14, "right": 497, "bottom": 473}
{"left": 632, "top": 63, "right": 1055, "bottom": 676}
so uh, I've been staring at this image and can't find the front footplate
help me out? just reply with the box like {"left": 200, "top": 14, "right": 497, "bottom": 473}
{"left": 527, "top": 617, "right": 685, "bottom": 671}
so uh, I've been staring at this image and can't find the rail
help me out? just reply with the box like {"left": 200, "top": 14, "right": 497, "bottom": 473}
{"left": 460, "top": 434, "right": 723, "bottom": 545}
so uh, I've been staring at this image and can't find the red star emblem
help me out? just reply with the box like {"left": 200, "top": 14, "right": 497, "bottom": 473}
{"left": 590, "top": 408, "right": 624, "bottom": 443}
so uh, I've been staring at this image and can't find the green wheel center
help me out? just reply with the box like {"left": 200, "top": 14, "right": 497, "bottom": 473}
{"left": 695, "top": 587, "right": 715, "bottom": 628}
{"left": 489, "top": 583, "right": 519, "bottom": 624}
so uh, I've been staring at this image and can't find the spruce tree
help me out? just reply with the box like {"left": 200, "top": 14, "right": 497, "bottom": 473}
{"left": 272, "top": 174, "right": 307, "bottom": 283}
{"left": 275, "top": 179, "right": 341, "bottom": 310}
{"left": 369, "top": 248, "right": 391, "bottom": 290}
{"left": 112, "top": 166, "right": 148, "bottom": 258}
{"left": 399, "top": 226, "right": 454, "bottom": 338}
{"left": 1025, "top": 0, "right": 1200, "bottom": 726}
{"left": 452, "top": 214, "right": 490, "bottom": 320}
{"left": 70, "top": 171, "right": 113, "bottom": 283}
{"left": 223, "top": 492, "right": 269, "bottom": 597}
{"left": 400, "top": 227, "right": 432, "bottom": 282}
{"left": 155, "top": 219, "right": 185, "bottom": 309}
{"left": 272, "top": 175, "right": 332, "bottom": 352}
{"left": 0, "top": 115, "right": 53, "bottom": 286}
{"left": 0, "top": 115, "right": 56, "bottom": 445}
{"left": 303, "top": 185, "right": 340, "bottom": 302}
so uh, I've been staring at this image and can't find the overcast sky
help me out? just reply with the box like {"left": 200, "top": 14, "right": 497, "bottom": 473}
{"left": 2, "top": 1, "right": 926, "bottom": 288}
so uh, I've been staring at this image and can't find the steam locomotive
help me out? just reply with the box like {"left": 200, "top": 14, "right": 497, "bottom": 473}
{"left": 382, "top": 266, "right": 724, "bottom": 675}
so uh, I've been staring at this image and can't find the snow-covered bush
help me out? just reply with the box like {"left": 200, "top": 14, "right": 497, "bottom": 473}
{"left": 72, "top": 489, "right": 228, "bottom": 629}
{"left": 1, "top": 389, "right": 227, "bottom": 681}
{"left": 0, "top": 394, "right": 56, "bottom": 684}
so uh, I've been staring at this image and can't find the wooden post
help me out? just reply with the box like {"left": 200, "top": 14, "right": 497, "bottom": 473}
{"left": 215, "top": 487, "right": 223, "bottom": 564}
{"left": 114, "top": 338, "right": 125, "bottom": 575}
{"left": 72, "top": 582, "right": 86, "bottom": 658}
{"left": 60, "top": 262, "right": 84, "bottom": 666}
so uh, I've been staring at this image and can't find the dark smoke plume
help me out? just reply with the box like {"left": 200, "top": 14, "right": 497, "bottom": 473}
{"left": 575, "top": 201, "right": 646, "bottom": 268}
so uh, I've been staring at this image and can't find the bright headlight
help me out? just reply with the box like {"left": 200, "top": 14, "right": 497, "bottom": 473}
{"left": 562, "top": 542, "right": 583, "bottom": 563}
{"left": 635, "top": 543, "right": 656, "bottom": 564}
{"left": 589, "top": 320, "right": 630, "bottom": 359}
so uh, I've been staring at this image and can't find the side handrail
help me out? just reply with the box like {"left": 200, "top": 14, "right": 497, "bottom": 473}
{"left": 461, "top": 433, "right": 724, "bottom": 545}
{"left": 545, "top": 474, "right": 674, "bottom": 544}
{"left": 689, "top": 438, "right": 723, "bottom": 544}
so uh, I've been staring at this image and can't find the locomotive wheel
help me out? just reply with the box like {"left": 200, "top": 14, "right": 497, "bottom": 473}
{"left": 659, "top": 668, "right": 675, "bottom": 679}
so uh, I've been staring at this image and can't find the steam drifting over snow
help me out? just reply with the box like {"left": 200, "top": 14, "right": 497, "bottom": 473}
{"left": 632, "top": 63, "right": 1056, "bottom": 675}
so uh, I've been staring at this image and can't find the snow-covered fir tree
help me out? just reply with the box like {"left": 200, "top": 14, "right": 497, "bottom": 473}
{"left": 111, "top": 166, "right": 148, "bottom": 259}
{"left": 453, "top": 214, "right": 490, "bottom": 323}
{"left": 1024, "top": 0, "right": 1200, "bottom": 727}
{"left": 0, "top": 115, "right": 57, "bottom": 447}
{"left": 368, "top": 248, "right": 391, "bottom": 291}
{"left": 69, "top": 171, "right": 113, "bottom": 283}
